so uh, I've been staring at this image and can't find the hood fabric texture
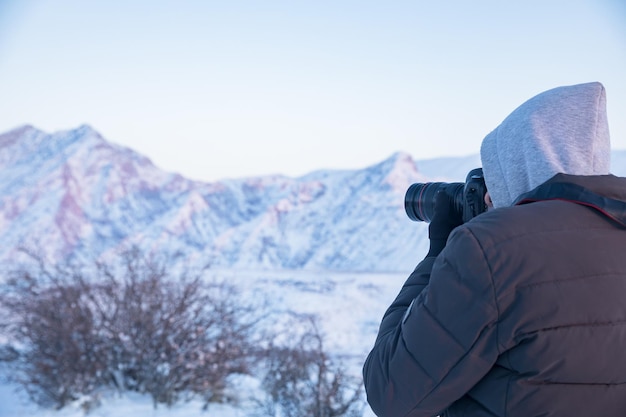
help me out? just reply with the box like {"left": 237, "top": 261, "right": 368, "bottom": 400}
{"left": 480, "top": 82, "right": 611, "bottom": 208}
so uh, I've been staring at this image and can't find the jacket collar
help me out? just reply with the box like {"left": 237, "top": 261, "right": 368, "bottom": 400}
{"left": 514, "top": 174, "right": 626, "bottom": 228}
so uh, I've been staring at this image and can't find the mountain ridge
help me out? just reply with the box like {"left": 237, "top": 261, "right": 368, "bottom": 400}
{"left": 0, "top": 125, "right": 430, "bottom": 272}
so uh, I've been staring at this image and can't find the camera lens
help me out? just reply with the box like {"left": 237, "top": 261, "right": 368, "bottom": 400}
{"left": 404, "top": 182, "right": 464, "bottom": 222}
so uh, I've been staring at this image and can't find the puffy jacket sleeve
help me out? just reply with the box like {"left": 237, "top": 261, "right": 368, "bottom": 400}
{"left": 363, "top": 226, "right": 500, "bottom": 417}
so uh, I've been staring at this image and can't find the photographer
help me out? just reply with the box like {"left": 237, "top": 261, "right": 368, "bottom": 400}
{"left": 363, "top": 82, "right": 626, "bottom": 416}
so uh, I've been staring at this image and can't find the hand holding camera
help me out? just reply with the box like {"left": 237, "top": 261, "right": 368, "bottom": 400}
{"left": 405, "top": 168, "right": 488, "bottom": 257}
{"left": 426, "top": 191, "right": 464, "bottom": 257}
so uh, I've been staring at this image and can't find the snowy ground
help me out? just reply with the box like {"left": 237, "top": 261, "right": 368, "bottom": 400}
{"left": 0, "top": 268, "right": 413, "bottom": 417}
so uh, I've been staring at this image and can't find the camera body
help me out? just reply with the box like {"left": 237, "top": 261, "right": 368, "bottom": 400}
{"left": 404, "top": 168, "right": 488, "bottom": 223}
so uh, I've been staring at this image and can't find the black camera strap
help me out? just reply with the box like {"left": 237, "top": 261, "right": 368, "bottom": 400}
{"left": 514, "top": 175, "right": 626, "bottom": 229}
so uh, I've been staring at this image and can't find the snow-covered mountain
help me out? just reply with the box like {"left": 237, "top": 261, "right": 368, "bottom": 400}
{"left": 1, "top": 125, "right": 625, "bottom": 273}
{"left": 0, "top": 125, "right": 429, "bottom": 272}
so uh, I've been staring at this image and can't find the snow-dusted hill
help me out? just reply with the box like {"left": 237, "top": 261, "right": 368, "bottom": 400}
{"left": 0, "top": 125, "right": 434, "bottom": 273}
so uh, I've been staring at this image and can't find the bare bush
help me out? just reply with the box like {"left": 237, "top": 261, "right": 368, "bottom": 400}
{"left": 0, "top": 249, "right": 365, "bottom": 415}
{"left": 0, "top": 248, "right": 265, "bottom": 409}
{"left": 255, "top": 314, "right": 365, "bottom": 417}
{"left": 0, "top": 255, "right": 108, "bottom": 408}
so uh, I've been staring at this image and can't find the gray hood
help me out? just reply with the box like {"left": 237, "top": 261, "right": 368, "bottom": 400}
{"left": 480, "top": 82, "right": 611, "bottom": 208}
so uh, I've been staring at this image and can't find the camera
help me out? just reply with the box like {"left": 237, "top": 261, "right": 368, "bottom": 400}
{"left": 404, "top": 168, "right": 488, "bottom": 223}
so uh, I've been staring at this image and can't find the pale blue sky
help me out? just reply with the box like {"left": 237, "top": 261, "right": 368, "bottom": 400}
{"left": 1, "top": 1, "right": 625, "bottom": 181}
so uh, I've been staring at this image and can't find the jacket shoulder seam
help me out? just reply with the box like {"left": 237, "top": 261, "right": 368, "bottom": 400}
{"left": 463, "top": 226, "right": 503, "bottom": 354}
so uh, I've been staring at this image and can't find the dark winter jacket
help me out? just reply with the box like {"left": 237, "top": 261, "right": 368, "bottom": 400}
{"left": 363, "top": 173, "right": 626, "bottom": 416}
{"left": 363, "top": 82, "right": 626, "bottom": 417}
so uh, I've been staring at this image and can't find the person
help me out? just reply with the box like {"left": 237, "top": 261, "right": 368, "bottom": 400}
{"left": 362, "top": 81, "right": 626, "bottom": 417}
